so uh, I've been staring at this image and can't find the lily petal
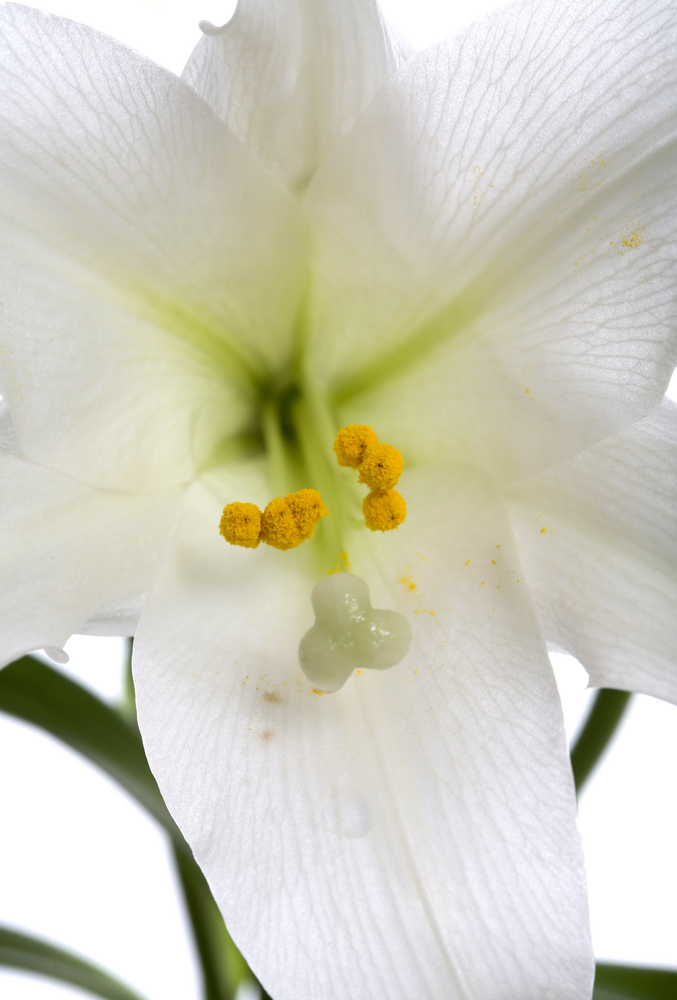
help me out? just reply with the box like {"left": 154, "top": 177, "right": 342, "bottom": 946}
{"left": 0, "top": 403, "right": 180, "bottom": 666}
{"left": 182, "top": 0, "right": 403, "bottom": 192}
{"left": 506, "top": 398, "right": 677, "bottom": 705}
{"left": 0, "top": 3, "right": 307, "bottom": 491}
{"left": 134, "top": 464, "right": 591, "bottom": 999}
{"left": 306, "top": 0, "right": 677, "bottom": 480}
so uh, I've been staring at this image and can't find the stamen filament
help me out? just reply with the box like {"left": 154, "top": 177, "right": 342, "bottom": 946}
{"left": 262, "top": 397, "right": 292, "bottom": 495}
{"left": 292, "top": 390, "right": 350, "bottom": 567}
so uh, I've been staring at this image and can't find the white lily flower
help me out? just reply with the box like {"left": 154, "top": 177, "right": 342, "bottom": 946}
{"left": 1, "top": 0, "right": 676, "bottom": 996}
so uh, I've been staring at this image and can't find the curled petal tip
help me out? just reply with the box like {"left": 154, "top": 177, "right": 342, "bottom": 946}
{"left": 198, "top": 19, "right": 230, "bottom": 37}
{"left": 43, "top": 647, "right": 70, "bottom": 665}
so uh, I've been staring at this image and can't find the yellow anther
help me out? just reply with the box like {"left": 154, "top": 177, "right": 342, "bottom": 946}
{"left": 333, "top": 424, "right": 378, "bottom": 469}
{"left": 363, "top": 490, "right": 407, "bottom": 532}
{"left": 220, "top": 490, "right": 328, "bottom": 551}
{"left": 219, "top": 502, "right": 262, "bottom": 549}
{"left": 334, "top": 424, "right": 407, "bottom": 530}
{"left": 259, "top": 497, "right": 297, "bottom": 550}
{"left": 358, "top": 443, "right": 404, "bottom": 491}
{"left": 260, "top": 489, "right": 329, "bottom": 550}
{"left": 285, "top": 488, "right": 330, "bottom": 538}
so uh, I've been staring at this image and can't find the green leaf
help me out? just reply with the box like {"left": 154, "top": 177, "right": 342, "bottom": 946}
{"left": 570, "top": 688, "right": 633, "bottom": 793}
{"left": 0, "top": 655, "right": 175, "bottom": 833}
{"left": 594, "top": 963, "right": 677, "bottom": 999}
{"left": 0, "top": 924, "right": 147, "bottom": 1000}
{"left": 0, "top": 655, "right": 258, "bottom": 1000}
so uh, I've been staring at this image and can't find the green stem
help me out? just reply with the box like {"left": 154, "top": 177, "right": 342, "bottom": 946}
{"left": 172, "top": 844, "right": 252, "bottom": 1000}
{"left": 594, "top": 962, "right": 677, "bottom": 998}
{"left": 293, "top": 389, "right": 352, "bottom": 570}
{"left": 570, "top": 689, "right": 633, "bottom": 794}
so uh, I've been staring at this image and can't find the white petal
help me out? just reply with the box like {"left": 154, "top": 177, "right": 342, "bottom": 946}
{"left": 306, "top": 0, "right": 677, "bottom": 481}
{"left": 0, "top": 4, "right": 307, "bottom": 491}
{"left": 0, "top": 408, "right": 181, "bottom": 666}
{"left": 505, "top": 399, "right": 677, "bottom": 705}
{"left": 134, "top": 464, "right": 592, "bottom": 999}
{"left": 182, "top": 0, "right": 402, "bottom": 192}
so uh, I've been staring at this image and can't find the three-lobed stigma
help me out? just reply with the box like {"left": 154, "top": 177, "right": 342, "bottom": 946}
{"left": 298, "top": 573, "right": 412, "bottom": 693}
{"left": 333, "top": 424, "right": 406, "bottom": 532}
{"left": 220, "top": 489, "right": 328, "bottom": 550}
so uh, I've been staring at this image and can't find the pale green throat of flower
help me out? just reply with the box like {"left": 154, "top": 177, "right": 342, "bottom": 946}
{"left": 219, "top": 423, "right": 412, "bottom": 693}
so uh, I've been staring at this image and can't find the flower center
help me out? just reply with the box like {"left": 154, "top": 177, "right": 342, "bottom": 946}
{"left": 216, "top": 392, "right": 413, "bottom": 693}
{"left": 219, "top": 421, "right": 407, "bottom": 553}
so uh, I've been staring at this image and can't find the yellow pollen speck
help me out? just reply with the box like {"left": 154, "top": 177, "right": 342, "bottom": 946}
{"left": 363, "top": 490, "right": 406, "bottom": 531}
{"left": 622, "top": 231, "right": 642, "bottom": 248}
{"left": 358, "top": 442, "right": 404, "bottom": 490}
{"left": 329, "top": 551, "right": 351, "bottom": 575}
{"left": 491, "top": 560, "right": 496, "bottom": 565}
{"left": 219, "top": 502, "right": 262, "bottom": 548}
{"left": 333, "top": 424, "right": 378, "bottom": 468}
{"left": 541, "top": 527, "right": 547, "bottom": 533}
{"left": 465, "top": 560, "right": 471, "bottom": 566}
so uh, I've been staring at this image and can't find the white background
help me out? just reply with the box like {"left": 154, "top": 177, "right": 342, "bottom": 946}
{"left": 0, "top": 1, "right": 676, "bottom": 997}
